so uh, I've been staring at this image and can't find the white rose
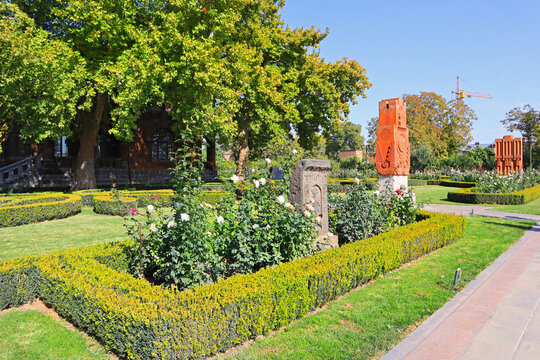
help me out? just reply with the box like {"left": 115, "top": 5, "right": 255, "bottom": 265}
{"left": 252, "top": 224, "right": 259, "bottom": 229}
{"left": 374, "top": 191, "right": 380, "bottom": 196}
{"left": 180, "top": 213, "right": 189, "bottom": 222}
{"left": 147, "top": 205, "right": 154, "bottom": 213}
{"left": 167, "top": 220, "right": 177, "bottom": 228}
{"left": 265, "top": 158, "right": 271, "bottom": 164}
{"left": 292, "top": 149, "right": 298, "bottom": 154}
{"left": 277, "top": 195, "right": 285, "bottom": 204}
{"left": 216, "top": 215, "right": 225, "bottom": 224}
{"left": 230, "top": 174, "right": 240, "bottom": 183}
{"left": 254, "top": 180, "right": 260, "bottom": 188}
{"left": 354, "top": 177, "right": 360, "bottom": 185}
{"left": 259, "top": 178, "right": 266, "bottom": 185}
{"left": 149, "top": 223, "right": 157, "bottom": 232}
{"left": 206, "top": 232, "right": 212, "bottom": 236}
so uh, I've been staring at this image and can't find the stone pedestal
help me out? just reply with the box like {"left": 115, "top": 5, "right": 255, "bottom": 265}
{"left": 289, "top": 159, "right": 337, "bottom": 248}
{"left": 379, "top": 175, "right": 408, "bottom": 193}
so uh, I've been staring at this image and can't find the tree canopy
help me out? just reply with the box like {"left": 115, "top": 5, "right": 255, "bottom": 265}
{"left": 403, "top": 92, "right": 477, "bottom": 158}
{"left": 1, "top": 0, "right": 371, "bottom": 186}
{"left": 502, "top": 105, "right": 540, "bottom": 168}
{"left": 325, "top": 121, "right": 364, "bottom": 160}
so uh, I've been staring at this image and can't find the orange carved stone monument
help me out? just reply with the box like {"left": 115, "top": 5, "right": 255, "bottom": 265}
{"left": 376, "top": 98, "right": 410, "bottom": 191}
{"left": 494, "top": 135, "right": 523, "bottom": 174}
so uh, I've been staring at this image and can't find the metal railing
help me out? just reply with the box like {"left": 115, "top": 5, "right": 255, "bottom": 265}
{"left": 0, "top": 156, "right": 41, "bottom": 186}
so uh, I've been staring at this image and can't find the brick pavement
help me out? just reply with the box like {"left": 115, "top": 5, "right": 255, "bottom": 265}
{"left": 382, "top": 205, "right": 540, "bottom": 360}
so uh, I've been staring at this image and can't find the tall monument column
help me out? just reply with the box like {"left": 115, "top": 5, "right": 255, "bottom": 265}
{"left": 375, "top": 98, "right": 410, "bottom": 192}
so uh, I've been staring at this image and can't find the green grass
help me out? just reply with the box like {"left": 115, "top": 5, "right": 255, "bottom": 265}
{"left": 410, "top": 185, "right": 467, "bottom": 205}
{"left": 0, "top": 310, "right": 111, "bottom": 360}
{"left": 411, "top": 185, "right": 540, "bottom": 216}
{"left": 229, "top": 216, "right": 535, "bottom": 360}
{"left": 488, "top": 196, "right": 540, "bottom": 215}
{"left": 0, "top": 207, "right": 127, "bottom": 261}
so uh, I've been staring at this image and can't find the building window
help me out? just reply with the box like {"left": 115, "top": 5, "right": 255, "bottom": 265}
{"left": 152, "top": 129, "right": 173, "bottom": 160}
{"left": 54, "top": 136, "right": 68, "bottom": 157}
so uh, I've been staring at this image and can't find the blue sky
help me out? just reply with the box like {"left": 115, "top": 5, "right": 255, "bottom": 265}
{"left": 280, "top": 0, "right": 540, "bottom": 144}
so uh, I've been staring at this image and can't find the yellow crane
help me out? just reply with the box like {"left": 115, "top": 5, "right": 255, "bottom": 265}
{"left": 452, "top": 76, "right": 493, "bottom": 100}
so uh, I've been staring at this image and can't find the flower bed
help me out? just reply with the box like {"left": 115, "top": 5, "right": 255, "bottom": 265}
{"left": 0, "top": 211, "right": 464, "bottom": 359}
{"left": 447, "top": 184, "right": 540, "bottom": 205}
{"left": 0, "top": 194, "right": 81, "bottom": 227}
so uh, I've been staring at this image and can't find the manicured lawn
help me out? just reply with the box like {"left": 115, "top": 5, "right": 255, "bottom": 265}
{"left": 0, "top": 309, "right": 111, "bottom": 360}
{"left": 410, "top": 185, "right": 465, "bottom": 205}
{"left": 411, "top": 184, "right": 540, "bottom": 216}
{"left": 489, "top": 196, "right": 540, "bottom": 216}
{"left": 228, "top": 216, "right": 535, "bottom": 360}
{"left": 0, "top": 207, "right": 127, "bottom": 261}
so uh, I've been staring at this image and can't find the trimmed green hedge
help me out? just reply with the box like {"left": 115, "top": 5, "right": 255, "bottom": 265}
{"left": 92, "top": 196, "right": 137, "bottom": 216}
{"left": 0, "top": 211, "right": 464, "bottom": 359}
{"left": 0, "top": 194, "right": 81, "bottom": 227}
{"left": 426, "top": 180, "right": 476, "bottom": 188}
{"left": 448, "top": 184, "right": 540, "bottom": 204}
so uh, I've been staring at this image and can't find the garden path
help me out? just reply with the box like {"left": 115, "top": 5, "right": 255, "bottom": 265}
{"left": 383, "top": 206, "right": 540, "bottom": 360}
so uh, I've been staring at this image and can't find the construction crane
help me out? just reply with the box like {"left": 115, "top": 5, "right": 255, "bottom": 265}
{"left": 452, "top": 76, "right": 492, "bottom": 100}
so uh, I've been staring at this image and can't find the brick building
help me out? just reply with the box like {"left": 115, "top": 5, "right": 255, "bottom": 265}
{"left": 0, "top": 109, "right": 216, "bottom": 188}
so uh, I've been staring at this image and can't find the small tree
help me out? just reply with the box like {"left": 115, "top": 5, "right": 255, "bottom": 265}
{"left": 325, "top": 121, "right": 364, "bottom": 160}
{"left": 502, "top": 105, "right": 540, "bottom": 169}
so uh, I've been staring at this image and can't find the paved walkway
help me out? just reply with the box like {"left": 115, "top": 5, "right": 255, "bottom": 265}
{"left": 382, "top": 204, "right": 540, "bottom": 360}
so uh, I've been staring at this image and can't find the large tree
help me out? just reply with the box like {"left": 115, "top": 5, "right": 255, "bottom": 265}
{"left": 216, "top": 1, "right": 371, "bottom": 175}
{"left": 403, "top": 92, "right": 477, "bottom": 158}
{"left": 501, "top": 105, "right": 540, "bottom": 169}
{"left": 1, "top": 0, "right": 240, "bottom": 189}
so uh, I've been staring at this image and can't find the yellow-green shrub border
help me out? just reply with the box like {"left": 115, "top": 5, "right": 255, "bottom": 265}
{"left": 0, "top": 211, "right": 464, "bottom": 359}
{"left": 447, "top": 184, "right": 540, "bottom": 204}
{"left": 0, "top": 194, "right": 81, "bottom": 227}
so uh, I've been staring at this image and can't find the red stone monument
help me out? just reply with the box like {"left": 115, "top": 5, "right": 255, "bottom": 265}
{"left": 375, "top": 98, "right": 410, "bottom": 191}
{"left": 494, "top": 135, "right": 523, "bottom": 174}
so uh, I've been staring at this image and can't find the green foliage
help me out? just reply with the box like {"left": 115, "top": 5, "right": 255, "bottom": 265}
{"left": 92, "top": 196, "right": 137, "bottom": 216}
{"left": 443, "top": 146, "right": 496, "bottom": 171}
{"left": 329, "top": 187, "right": 418, "bottom": 244}
{"left": 410, "top": 145, "right": 435, "bottom": 172}
{"left": 502, "top": 105, "right": 540, "bottom": 169}
{"left": 0, "top": 3, "right": 85, "bottom": 143}
{"left": 127, "top": 146, "right": 317, "bottom": 290}
{"left": 404, "top": 92, "right": 477, "bottom": 158}
{"left": 339, "top": 156, "right": 362, "bottom": 170}
{"left": 0, "top": 212, "right": 464, "bottom": 359}
{"left": 448, "top": 184, "right": 540, "bottom": 204}
{"left": 325, "top": 121, "right": 364, "bottom": 160}
{"left": 0, "top": 194, "right": 81, "bottom": 227}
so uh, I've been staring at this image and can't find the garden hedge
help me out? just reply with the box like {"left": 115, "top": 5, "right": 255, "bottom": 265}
{"left": 0, "top": 211, "right": 464, "bottom": 359}
{"left": 426, "top": 180, "right": 476, "bottom": 188}
{"left": 92, "top": 196, "right": 138, "bottom": 216}
{"left": 447, "top": 184, "right": 540, "bottom": 205}
{"left": 0, "top": 194, "right": 81, "bottom": 227}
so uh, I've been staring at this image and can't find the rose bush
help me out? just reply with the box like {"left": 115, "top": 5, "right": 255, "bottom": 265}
{"left": 126, "top": 142, "right": 317, "bottom": 290}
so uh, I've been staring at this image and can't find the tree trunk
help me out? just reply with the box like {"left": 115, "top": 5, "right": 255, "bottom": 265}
{"left": 236, "top": 114, "right": 249, "bottom": 177}
{"left": 70, "top": 93, "right": 107, "bottom": 190}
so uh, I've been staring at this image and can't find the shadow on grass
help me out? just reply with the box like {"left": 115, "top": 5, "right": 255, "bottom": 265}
{"left": 482, "top": 220, "right": 537, "bottom": 232}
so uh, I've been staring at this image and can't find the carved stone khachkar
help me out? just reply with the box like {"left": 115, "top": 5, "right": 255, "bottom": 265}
{"left": 494, "top": 135, "right": 523, "bottom": 175}
{"left": 375, "top": 98, "right": 410, "bottom": 192}
{"left": 289, "top": 159, "right": 337, "bottom": 247}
